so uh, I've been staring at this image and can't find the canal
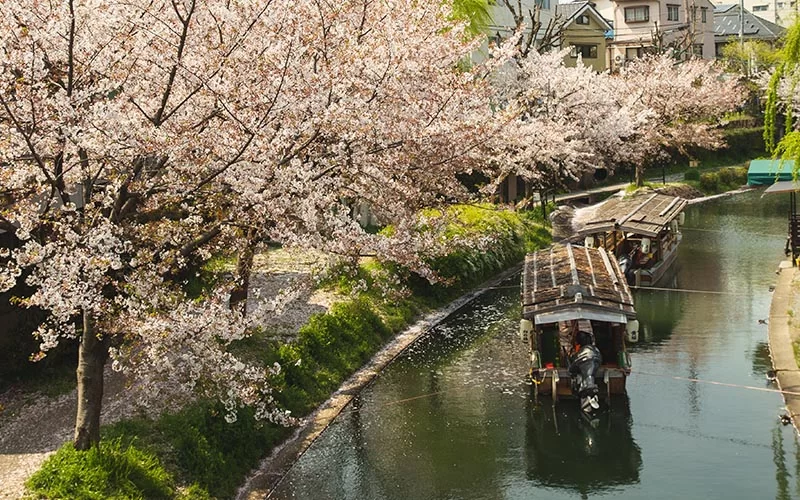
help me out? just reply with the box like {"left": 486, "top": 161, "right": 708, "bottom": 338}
{"left": 271, "top": 189, "right": 800, "bottom": 500}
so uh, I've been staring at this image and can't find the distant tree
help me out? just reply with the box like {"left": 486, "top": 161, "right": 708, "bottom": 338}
{"left": 452, "top": 0, "right": 494, "bottom": 35}
{"left": 764, "top": 21, "right": 800, "bottom": 161}
{"left": 611, "top": 55, "right": 744, "bottom": 186}
{"left": 722, "top": 39, "right": 782, "bottom": 77}
{"left": 0, "top": 0, "right": 507, "bottom": 450}
{"left": 490, "top": 49, "right": 634, "bottom": 195}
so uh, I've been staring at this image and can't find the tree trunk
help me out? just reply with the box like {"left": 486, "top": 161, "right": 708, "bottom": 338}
{"left": 230, "top": 230, "right": 256, "bottom": 313}
{"left": 635, "top": 166, "right": 645, "bottom": 187}
{"left": 74, "top": 310, "right": 109, "bottom": 450}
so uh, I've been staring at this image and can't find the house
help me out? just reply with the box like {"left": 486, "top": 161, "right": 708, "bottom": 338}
{"left": 556, "top": 1, "right": 615, "bottom": 71}
{"left": 713, "top": 3, "right": 785, "bottom": 56}
{"left": 713, "top": 0, "right": 798, "bottom": 27}
{"left": 592, "top": 0, "right": 717, "bottom": 68}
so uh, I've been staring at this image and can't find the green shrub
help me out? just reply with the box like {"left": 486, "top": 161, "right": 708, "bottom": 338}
{"left": 699, "top": 172, "right": 719, "bottom": 192}
{"left": 26, "top": 439, "right": 174, "bottom": 500}
{"left": 717, "top": 166, "right": 748, "bottom": 189}
{"left": 424, "top": 205, "right": 550, "bottom": 289}
{"left": 683, "top": 169, "right": 701, "bottom": 181}
{"left": 697, "top": 167, "right": 748, "bottom": 194}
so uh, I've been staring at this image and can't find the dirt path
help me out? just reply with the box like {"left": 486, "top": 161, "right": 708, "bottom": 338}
{"left": 0, "top": 248, "right": 335, "bottom": 500}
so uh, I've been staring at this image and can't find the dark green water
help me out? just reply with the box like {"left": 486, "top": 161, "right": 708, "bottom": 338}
{"left": 271, "top": 189, "right": 800, "bottom": 500}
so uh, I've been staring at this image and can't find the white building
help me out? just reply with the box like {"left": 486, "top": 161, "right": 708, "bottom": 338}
{"left": 590, "top": 0, "right": 717, "bottom": 68}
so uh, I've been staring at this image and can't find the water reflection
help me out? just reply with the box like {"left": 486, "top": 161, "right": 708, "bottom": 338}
{"left": 630, "top": 288, "right": 685, "bottom": 347}
{"left": 751, "top": 340, "right": 773, "bottom": 377}
{"left": 525, "top": 395, "right": 642, "bottom": 497}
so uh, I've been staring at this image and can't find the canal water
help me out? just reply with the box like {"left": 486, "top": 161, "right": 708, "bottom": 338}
{"left": 271, "top": 189, "right": 800, "bottom": 500}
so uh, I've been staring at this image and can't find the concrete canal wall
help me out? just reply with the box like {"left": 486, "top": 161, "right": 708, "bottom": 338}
{"left": 768, "top": 261, "right": 800, "bottom": 431}
{"left": 236, "top": 264, "right": 524, "bottom": 499}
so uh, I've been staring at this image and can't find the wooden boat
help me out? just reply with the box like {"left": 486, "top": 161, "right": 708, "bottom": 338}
{"left": 574, "top": 192, "right": 687, "bottom": 287}
{"left": 520, "top": 243, "right": 638, "bottom": 400}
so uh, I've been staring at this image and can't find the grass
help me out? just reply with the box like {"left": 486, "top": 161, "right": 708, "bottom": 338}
{"left": 26, "top": 203, "right": 550, "bottom": 500}
{"left": 26, "top": 439, "right": 176, "bottom": 500}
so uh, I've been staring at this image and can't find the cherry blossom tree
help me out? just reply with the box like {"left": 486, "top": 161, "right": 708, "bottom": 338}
{"left": 611, "top": 55, "right": 744, "bottom": 186}
{"left": 490, "top": 49, "right": 637, "bottom": 196}
{"left": 0, "top": 0, "right": 508, "bottom": 450}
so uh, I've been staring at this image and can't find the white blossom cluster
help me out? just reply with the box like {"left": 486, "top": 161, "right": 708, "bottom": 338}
{"left": 0, "top": 0, "right": 510, "bottom": 423}
{"left": 491, "top": 50, "right": 743, "bottom": 189}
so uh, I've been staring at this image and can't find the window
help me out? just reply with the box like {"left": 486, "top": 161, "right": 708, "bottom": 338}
{"left": 692, "top": 44, "right": 703, "bottom": 57}
{"left": 701, "top": 7, "right": 707, "bottom": 22}
{"left": 570, "top": 44, "right": 598, "bottom": 58}
{"left": 576, "top": 14, "right": 590, "bottom": 24}
{"left": 626, "top": 46, "right": 646, "bottom": 60}
{"left": 778, "top": 2, "right": 786, "bottom": 7}
{"left": 535, "top": 0, "right": 551, "bottom": 9}
{"left": 667, "top": 4, "right": 679, "bottom": 21}
{"left": 753, "top": 4, "right": 768, "bottom": 10}
{"left": 624, "top": 6, "right": 649, "bottom": 22}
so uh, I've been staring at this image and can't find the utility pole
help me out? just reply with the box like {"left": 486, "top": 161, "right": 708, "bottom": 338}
{"left": 739, "top": 0, "right": 744, "bottom": 48}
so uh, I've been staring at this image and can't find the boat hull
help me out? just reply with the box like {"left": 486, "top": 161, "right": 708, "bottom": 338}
{"left": 630, "top": 233, "right": 682, "bottom": 287}
{"left": 531, "top": 367, "right": 628, "bottom": 398}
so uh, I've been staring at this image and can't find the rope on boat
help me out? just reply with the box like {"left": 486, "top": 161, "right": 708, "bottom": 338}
{"left": 633, "top": 370, "right": 800, "bottom": 397}
{"left": 334, "top": 370, "right": 800, "bottom": 417}
{"left": 681, "top": 227, "right": 786, "bottom": 238}
{"left": 629, "top": 286, "right": 742, "bottom": 295}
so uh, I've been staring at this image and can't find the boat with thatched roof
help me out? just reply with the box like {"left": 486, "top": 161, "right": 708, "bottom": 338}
{"left": 573, "top": 191, "right": 687, "bottom": 287}
{"left": 520, "top": 243, "right": 639, "bottom": 401}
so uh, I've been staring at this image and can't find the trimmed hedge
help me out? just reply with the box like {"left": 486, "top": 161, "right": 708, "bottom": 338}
{"left": 683, "top": 169, "right": 701, "bottom": 181}
{"left": 697, "top": 166, "right": 748, "bottom": 194}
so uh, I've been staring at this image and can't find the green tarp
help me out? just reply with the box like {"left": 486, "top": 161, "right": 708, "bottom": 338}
{"left": 747, "top": 159, "right": 796, "bottom": 185}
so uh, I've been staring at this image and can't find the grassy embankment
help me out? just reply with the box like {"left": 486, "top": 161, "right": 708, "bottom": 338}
{"left": 25, "top": 204, "right": 551, "bottom": 500}
{"left": 627, "top": 164, "right": 750, "bottom": 197}
{"left": 674, "top": 126, "right": 762, "bottom": 195}
{"left": 624, "top": 125, "right": 762, "bottom": 196}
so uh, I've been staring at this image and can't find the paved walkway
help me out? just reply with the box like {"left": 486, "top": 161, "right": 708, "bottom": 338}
{"left": 768, "top": 261, "right": 800, "bottom": 428}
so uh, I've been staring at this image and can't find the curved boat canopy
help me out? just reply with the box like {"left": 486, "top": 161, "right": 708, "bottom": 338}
{"left": 522, "top": 243, "right": 636, "bottom": 325}
{"left": 574, "top": 192, "right": 687, "bottom": 238}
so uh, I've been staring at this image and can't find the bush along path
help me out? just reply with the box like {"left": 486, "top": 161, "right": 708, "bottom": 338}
{"left": 19, "top": 204, "right": 551, "bottom": 500}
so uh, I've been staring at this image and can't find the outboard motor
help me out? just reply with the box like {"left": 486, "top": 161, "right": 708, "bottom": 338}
{"left": 569, "top": 331, "right": 602, "bottom": 414}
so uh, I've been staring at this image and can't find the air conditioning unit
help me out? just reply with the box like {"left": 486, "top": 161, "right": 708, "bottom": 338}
{"left": 614, "top": 54, "right": 623, "bottom": 63}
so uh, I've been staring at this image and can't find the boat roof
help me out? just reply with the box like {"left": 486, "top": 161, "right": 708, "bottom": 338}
{"left": 762, "top": 180, "right": 800, "bottom": 195}
{"left": 575, "top": 192, "right": 687, "bottom": 238}
{"left": 522, "top": 243, "right": 636, "bottom": 325}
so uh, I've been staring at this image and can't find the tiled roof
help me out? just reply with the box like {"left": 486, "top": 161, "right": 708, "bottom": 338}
{"left": 557, "top": 2, "right": 583, "bottom": 19}
{"left": 555, "top": 1, "right": 613, "bottom": 30}
{"left": 713, "top": 5, "right": 785, "bottom": 40}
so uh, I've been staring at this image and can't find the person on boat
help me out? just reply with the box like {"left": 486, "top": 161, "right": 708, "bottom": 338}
{"left": 569, "top": 330, "right": 602, "bottom": 414}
